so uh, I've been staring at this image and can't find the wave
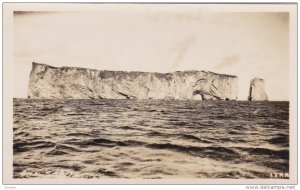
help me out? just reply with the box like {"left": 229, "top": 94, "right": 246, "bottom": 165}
{"left": 95, "top": 168, "right": 118, "bottom": 177}
{"left": 238, "top": 147, "right": 289, "bottom": 160}
{"left": 49, "top": 164, "right": 83, "bottom": 172}
{"left": 179, "top": 134, "right": 213, "bottom": 143}
{"left": 66, "top": 132, "right": 92, "bottom": 137}
{"left": 14, "top": 140, "right": 56, "bottom": 153}
{"left": 46, "top": 149, "right": 69, "bottom": 156}
{"left": 266, "top": 135, "right": 289, "bottom": 146}
{"left": 54, "top": 144, "right": 82, "bottom": 152}
{"left": 146, "top": 143, "right": 241, "bottom": 161}
{"left": 74, "top": 138, "right": 145, "bottom": 148}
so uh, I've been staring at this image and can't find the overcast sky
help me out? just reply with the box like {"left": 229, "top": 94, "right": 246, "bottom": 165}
{"left": 13, "top": 7, "right": 289, "bottom": 100}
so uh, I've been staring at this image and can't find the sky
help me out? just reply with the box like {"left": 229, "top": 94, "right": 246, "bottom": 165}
{"left": 13, "top": 6, "right": 290, "bottom": 100}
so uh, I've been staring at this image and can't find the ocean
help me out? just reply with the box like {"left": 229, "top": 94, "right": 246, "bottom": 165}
{"left": 13, "top": 99, "right": 289, "bottom": 179}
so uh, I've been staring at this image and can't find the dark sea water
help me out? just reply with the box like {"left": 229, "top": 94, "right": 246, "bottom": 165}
{"left": 13, "top": 99, "right": 289, "bottom": 179}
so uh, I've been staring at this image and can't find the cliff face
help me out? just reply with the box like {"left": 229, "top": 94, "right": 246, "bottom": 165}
{"left": 248, "top": 78, "right": 268, "bottom": 101}
{"left": 28, "top": 62, "right": 238, "bottom": 100}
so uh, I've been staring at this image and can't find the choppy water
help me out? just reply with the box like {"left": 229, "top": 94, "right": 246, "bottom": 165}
{"left": 13, "top": 99, "right": 289, "bottom": 179}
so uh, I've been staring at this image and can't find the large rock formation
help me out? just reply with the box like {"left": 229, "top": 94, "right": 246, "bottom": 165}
{"left": 248, "top": 78, "right": 268, "bottom": 101}
{"left": 28, "top": 62, "right": 238, "bottom": 100}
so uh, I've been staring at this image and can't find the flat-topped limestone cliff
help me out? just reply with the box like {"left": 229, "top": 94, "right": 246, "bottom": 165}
{"left": 28, "top": 62, "right": 238, "bottom": 100}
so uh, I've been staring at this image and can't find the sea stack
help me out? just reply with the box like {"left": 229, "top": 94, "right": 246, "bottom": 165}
{"left": 248, "top": 78, "right": 268, "bottom": 101}
{"left": 28, "top": 62, "right": 238, "bottom": 100}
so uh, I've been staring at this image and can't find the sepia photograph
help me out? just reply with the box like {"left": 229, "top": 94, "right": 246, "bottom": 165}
{"left": 2, "top": 3, "right": 297, "bottom": 185}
